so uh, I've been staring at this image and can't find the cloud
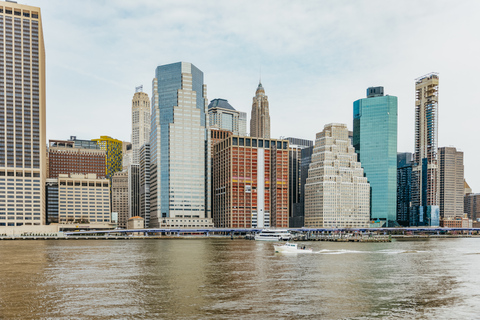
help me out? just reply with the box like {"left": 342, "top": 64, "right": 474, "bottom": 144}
{"left": 26, "top": 0, "right": 480, "bottom": 192}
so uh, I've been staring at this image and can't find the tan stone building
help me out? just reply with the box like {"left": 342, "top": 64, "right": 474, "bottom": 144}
{"left": 127, "top": 216, "right": 144, "bottom": 229}
{"left": 112, "top": 171, "right": 128, "bottom": 228}
{"left": 250, "top": 82, "right": 270, "bottom": 139}
{"left": 439, "top": 147, "right": 464, "bottom": 219}
{"left": 305, "top": 124, "right": 370, "bottom": 228}
{"left": 131, "top": 87, "right": 150, "bottom": 164}
{"left": 0, "top": 2, "right": 46, "bottom": 227}
{"left": 56, "top": 173, "right": 110, "bottom": 224}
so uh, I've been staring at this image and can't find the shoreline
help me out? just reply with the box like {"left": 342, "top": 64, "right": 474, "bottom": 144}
{"left": 1, "top": 234, "right": 480, "bottom": 241}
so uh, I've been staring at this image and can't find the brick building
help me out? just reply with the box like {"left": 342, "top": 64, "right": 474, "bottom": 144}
{"left": 48, "top": 140, "right": 106, "bottom": 179}
{"left": 213, "top": 136, "right": 289, "bottom": 228}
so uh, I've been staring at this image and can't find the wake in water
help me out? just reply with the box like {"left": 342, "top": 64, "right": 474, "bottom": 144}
{"left": 313, "top": 249, "right": 428, "bottom": 255}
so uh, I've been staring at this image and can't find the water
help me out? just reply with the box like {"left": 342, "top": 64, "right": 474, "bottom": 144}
{"left": 1, "top": 238, "right": 480, "bottom": 319}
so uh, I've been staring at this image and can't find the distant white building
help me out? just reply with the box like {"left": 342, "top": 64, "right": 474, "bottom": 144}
{"left": 305, "top": 123, "right": 370, "bottom": 228}
{"left": 131, "top": 88, "right": 151, "bottom": 164}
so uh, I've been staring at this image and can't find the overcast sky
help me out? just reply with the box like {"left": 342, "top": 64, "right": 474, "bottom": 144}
{"left": 28, "top": 0, "right": 480, "bottom": 192}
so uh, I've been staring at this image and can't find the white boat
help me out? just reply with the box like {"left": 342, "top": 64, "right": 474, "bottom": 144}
{"left": 274, "top": 242, "right": 313, "bottom": 253}
{"left": 254, "top": 229, "right": 292, "bottom": 241}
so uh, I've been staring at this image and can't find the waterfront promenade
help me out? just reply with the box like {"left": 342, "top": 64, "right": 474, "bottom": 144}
{"left": 1, "top": 226, "right": 480, "bottom": 241}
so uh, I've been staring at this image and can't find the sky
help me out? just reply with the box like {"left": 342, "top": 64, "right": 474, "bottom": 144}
{"left": 26, "top": 0, "right": 480, "bottom": 192}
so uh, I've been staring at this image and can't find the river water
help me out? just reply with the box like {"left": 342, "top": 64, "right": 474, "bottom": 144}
{"left": 1, "top": 238, "right": 479, "bottom": 319}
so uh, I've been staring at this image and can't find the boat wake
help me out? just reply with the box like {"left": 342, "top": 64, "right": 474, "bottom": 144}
{"left": 313, "top": 249, "right": 427, "bottom": 255}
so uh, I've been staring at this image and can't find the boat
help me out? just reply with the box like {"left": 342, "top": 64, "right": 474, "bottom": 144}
{"left": 254, "top": 229, "right": 292, "bottom": 241}
{"left": 274, "top": 242, "right": 313, "bottom": 253}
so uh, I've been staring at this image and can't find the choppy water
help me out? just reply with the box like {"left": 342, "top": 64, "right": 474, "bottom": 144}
{"left": 1, "top": 238, "right": 480, "bottom": 319}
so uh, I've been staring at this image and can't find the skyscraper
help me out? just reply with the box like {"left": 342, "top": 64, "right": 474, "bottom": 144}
{"left": 112, "top": 171, "right": 128, "bottom": 228}
{"left": 250, "top": 82, "right": 270, "bottom": 139}
{"left": 411, "top": 73, "right": 440, "bottom": 226}
{"left": 139, "top": 143, "right": 150, "bottom": 227}
{"left": 286, "top": 137, "right": 313, "bottom": 228}
{"left": 439, "top": 147, "right": 464, "bottom": 219}
{"left": 0, "top": 2, "right": 45, "bottom": 226}
{"left": 208, "top": 98, "right": 247, "bottom": 136}
{"left": 212, "top": 135, "right": 289, "bottom": 228}
{"left": 397, "top": 152, "right": 413, "bottom": 226}
{"left": 305, "top": 124, "right": 370, "bottom": 228}
{"left": 353, "top": 87, "right": 398, "bottom": 227}
{"left": 149, "top": 62, "right": 212, "bottom": 228}
{"left": 131, "top": 86, "right": 150, "bottom": 164}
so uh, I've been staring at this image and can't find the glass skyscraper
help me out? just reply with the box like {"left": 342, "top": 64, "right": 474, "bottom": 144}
{"left": 353, "top": 87, "right": 397, "bottom": 227}
{"left": 149, "top": 62, "right": 212, "bottom": 228}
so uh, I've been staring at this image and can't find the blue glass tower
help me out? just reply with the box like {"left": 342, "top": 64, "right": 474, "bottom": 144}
{"left": 353, "top": 87, "right": 398, "bottom": 227}
{"left": 149, "top": 62, "right": 211, "bottom": 228}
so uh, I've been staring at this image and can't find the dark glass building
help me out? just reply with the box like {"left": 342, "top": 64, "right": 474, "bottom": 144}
{"left": 397, "top": 152, "right": 413, "bottom": 226}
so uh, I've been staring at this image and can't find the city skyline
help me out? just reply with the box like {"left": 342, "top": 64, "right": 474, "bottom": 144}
{"left": 23, "top": 0, "right": 480, "bottom": 192}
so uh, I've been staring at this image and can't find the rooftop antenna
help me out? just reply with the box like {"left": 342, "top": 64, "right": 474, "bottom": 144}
{"left": 259, "top": 66, "right": 262, "bottom": 85}
{"left": 135, "top": 85, "right": 143, "bottom": 93}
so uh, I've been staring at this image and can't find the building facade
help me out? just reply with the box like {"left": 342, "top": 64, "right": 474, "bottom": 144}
{"left": 305, "top": 123, "right": 370, "bottom": 228}
{"left": 286, "top": 137, "right": 314, "bottom": 228}
{"left": 439, "top": 147, "right": 464, "bottom": 219}
{"left": 250, "top": 82, "right": 270, "bottom": 139}
{"left": 353, "top": 87, "right": 398, "bottom": 227}
{"left": 139, "top": 143, "right": 150, "bottom": 227}
{"left": 112, "top": 170, "right": 128, "bottom": 228}
{"left": 208, "top": 98, "right": 247, "bottom": 136}
{"left": 411, "top": 73, "right": 440, "bottom": 226}
{"left": 122, "top": 141, "right": 132, "bottom": 170}
{"left": 92, "top": 136, "right": 123, "bottom": 181}
{"left": 212, "top": 136, "right": 289, "bottom": 228}
{"left": 131, "top": 87, "right": 150, "bottom": 164}
{"left": 397, "top": 152, "right": 413, "bottom": 226}
{"left": 128, "top": 164, "right": 140, "bottom": 218}
{"left": 68, "top": 136, "right": 99, "bottom": 150}
{"left": 149, "top": 62, "right": 212, "bottom": 228}
{"left": 47, "top": 140, "right": 106, "bottom": 179}
{"left": 0, "top": 2, "right": 46, "bottom": 226}
{"left": 465, "top": 193, "right": 480, "bottom": 222}
{"left": 45, "top": 178, "right": 58, "bottom": 224}
{"left": 54, "top": 173, "right": 110, "bottom": 224}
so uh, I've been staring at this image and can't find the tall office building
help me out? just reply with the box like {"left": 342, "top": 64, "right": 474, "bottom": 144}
{"left": 286, "top": 137, "right": 313, "bottom": 228}
{"left": 131, "top": 87, "right": 150, "bottom": 164}
{"left": 208, "top": 98, "right": 247, "bottom": 136}
{"left": 411, "top": 73, "right": 440, "bottom": 226}
{"left": 212, "top": 136, "right": 289, "bottom": 228}
{"left": 439, "top": 147, "right": 464, "bottom": 219}
{"left": 150, "top": 62, "right": 212, "bottom": 228}
{"left": 397, "top": 152, "right": 413, "bottom": 226}
{"left": 250, "top": 82, "right": 270, "bottom": 139}
{"left": 353, "top": 87, "right": 398, "bottom": 227}
{"left": 112, "top": 171, "right": 128, "bottom": 228}
{"left": 139, "top": 143, "right": 150, "bottom": 227}
{"left": 92, "top": 136, "right": 123, "bottom": 181}
{"left": 305, "top": 123, "right": 370, "bottom": 228}
{"left": 0, "top": 2, "right": 45, "bottom": 226}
